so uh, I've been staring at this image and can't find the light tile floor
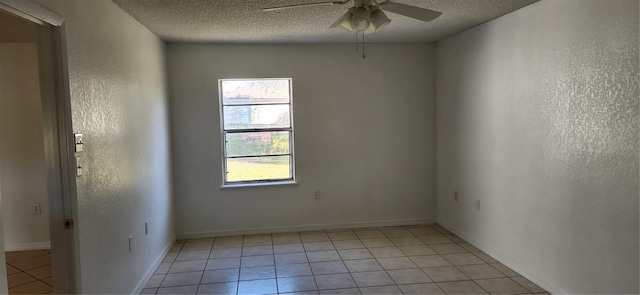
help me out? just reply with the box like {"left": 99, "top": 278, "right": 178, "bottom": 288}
{"left": 143, "top": 224, "right": 549, "bottom": 295}
{"left": 5, "top": 249, "right": 53, "bottom": 294}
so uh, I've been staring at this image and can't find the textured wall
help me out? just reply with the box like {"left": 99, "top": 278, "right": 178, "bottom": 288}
{"left": 0, "top": 43, "right": 51, "bottom": 251}
{"left": 31, "top": 0, "right": 174, "bottom": 293}
{"left": 436, "top": 0, "right": 639, "bottom": 293}
{"left": 168, "top": 43, "right": 437, "bottom": 237}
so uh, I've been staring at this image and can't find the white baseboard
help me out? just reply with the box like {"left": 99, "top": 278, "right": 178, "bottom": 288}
{"left": 177, "top": 218, "right": 435, "bottom": 240}
{"left": 131, "top": 235, "right": 176, "bottom": 295}
{"left": 4, "top": 242, "right": 50, "bottom": 252}
{"left": 436, "top": 219, "right": 570, "bottom": 295}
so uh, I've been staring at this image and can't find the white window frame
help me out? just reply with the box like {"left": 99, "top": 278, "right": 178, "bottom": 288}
{"left": 218, "top": 78, "right": 296, "bottom": 187}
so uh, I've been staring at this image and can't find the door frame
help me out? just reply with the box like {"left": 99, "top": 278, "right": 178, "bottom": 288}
{"left": 0, "top": 1, "right": 78, "bottom": 293}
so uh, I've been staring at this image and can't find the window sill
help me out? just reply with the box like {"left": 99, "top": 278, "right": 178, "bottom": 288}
{"left": 221, "top": 180, "right": 298, "bottom": 189}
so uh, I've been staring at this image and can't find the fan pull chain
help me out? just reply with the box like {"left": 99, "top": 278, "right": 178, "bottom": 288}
{"left": 356, "top": 31, "right": 367, "bottom": 59}
{"left": 362, "top": 31, "right": 366, "bottom": 59}
{"left": 354, "top": 31, "right": 366, "bottom": 59}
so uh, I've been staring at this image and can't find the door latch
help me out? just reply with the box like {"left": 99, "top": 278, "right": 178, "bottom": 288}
{"left": 64, "top": 218, "right": 74, "bottom": 229}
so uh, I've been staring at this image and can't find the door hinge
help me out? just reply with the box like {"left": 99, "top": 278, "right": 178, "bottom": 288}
{"left": 64, "top": 218, "right": 74, "bottom": 229}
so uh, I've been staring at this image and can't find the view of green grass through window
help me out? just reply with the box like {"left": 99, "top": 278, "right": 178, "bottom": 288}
{"left": 220, "top": 79, "right": 294, "bottom": 184}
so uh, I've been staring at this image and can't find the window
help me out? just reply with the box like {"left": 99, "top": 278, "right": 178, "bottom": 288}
{"left": 219, "top": 78, "right": 295, "bottom": 186}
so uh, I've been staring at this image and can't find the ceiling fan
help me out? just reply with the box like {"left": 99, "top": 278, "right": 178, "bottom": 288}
{"left": 262, "top": 0, "right": 442, "bottom": 34}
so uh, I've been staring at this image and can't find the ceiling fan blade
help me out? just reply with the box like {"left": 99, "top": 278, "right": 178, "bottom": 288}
{"left": 263, "top": 0, "right": 350, "bottom": 12}
{"left": 378, "top": 1, "right": 442, "bottom": 22}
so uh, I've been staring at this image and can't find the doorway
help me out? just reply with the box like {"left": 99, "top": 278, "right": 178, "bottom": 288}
{"left": 0, "top": 2, "right": 76, "bottom": 294}
{"left": 0, "top": 10, "right": 53, "bottom": 293}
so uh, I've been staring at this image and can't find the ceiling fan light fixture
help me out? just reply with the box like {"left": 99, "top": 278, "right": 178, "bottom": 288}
{"left": 331, "top": 9, "right": 355, "bottom": 32}
{"left": 363, "top": 22, "right": 376, "bottom": 34}
{"left": 350, "top": 6, "right": 370, "bottom": 31}
{"left": 370, "top": 6, "right": 391, "bottom": 31}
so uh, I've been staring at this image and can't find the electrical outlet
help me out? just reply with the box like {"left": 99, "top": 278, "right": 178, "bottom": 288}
{"left": 145, "top": 222, "right": 148, "bottom": 235}
{"left": 454, "top": 191, "right": 458, "bottom": 202}
{"left": 32, "top": 203, "right": 41, "bottom": 215}
{"left": 129, "top": 235, "right": 133, "bottom": 252}
{"left": 476, "top": 200, "right": 481, "bottom": 211}
{"left": 314, "top": 190, "right": 321, "bottom": 199}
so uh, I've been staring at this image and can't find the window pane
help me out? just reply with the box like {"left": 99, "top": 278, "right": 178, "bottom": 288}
{"left": 222, "top": 79, "right": 290, "bottom": 105}
{"left": 226, "top": 131, "right": 290, "bottom": 157}
{"left": 226, "top": 156, "right": 291, "bottom": 182}
{"left": 223, "top": 105, "right": 290, "bottom": 130}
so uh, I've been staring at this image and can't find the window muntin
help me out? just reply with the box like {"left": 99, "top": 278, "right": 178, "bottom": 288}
{"left": 222, "top": 105, "right": 290, "bottom": 130}
{"left": 219, "top": 78, "right": 294, "bottom": 185}
{"left": 225, "top": 131, "right": 291, "bottom": 157}
{"left": 226, "top": 156, "right": 292, "bottom": 182}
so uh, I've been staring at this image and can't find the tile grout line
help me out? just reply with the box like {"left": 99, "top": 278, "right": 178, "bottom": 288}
{"left": 154, "top": 241, "right": 178, "bottom": 294}
{"left": 372, "top": 228, "right": 413, "bottom": 294}
{"left": 328, "top": 229, "right": 360, "bottom": 293}
{"left": 153, "top": 224, "right": 547, "bottom": 295}
{"left": 300, "top": 232, "right": 319, "bottom": 294}
{"left": 195, "top": 241, "right": 213, "bottom": 294}
{"left": 414, "top": 226, "right": 471, "bottom": 293}
{"left": 439, "top": 243, "right": 533, "bottom": 295}
{"left": 7, "top": 269, "right": 47, "bottom": 290}
{"left": 422, "top": 224, "right": 508, "bottom": 295}
{"left": 5, "top": 250, "right": 53, "bottom": 294}
{"left": 412, "top": 226, "right": 456, "bottom": 294}
{"left": 236, "top": 236, "right": 244, "bottom": 295}
{"left": 445, "top": 255, "right": 492, "bottom": 295}
{"left": 270, "top": 235, "right": 279, "bottom": 295}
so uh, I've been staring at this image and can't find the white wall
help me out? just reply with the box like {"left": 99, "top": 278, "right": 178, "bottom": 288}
{"left": 0, "top": 43, "right": 51, "bottom": 251}
{"left": 168, "top": 43, "right": 437, "bottom": 237}
{"left": 436, "top": 0, "right": 639, "bottom": 294}
{"left": 30, "top": 0, "right": 174, "bottom": 293}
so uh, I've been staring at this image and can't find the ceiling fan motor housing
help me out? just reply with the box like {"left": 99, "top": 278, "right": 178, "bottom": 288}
{"left": 354, "top": 0, "right": 373, "bottom": 8}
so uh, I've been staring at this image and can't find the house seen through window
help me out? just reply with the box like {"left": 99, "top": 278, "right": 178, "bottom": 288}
{"left": 219, "top": 78, "right": 295, "bottom": 185}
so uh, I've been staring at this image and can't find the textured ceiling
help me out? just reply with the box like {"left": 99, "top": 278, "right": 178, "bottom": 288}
{"left": 111, "top": 0, "right": 538, "bottom": 43}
